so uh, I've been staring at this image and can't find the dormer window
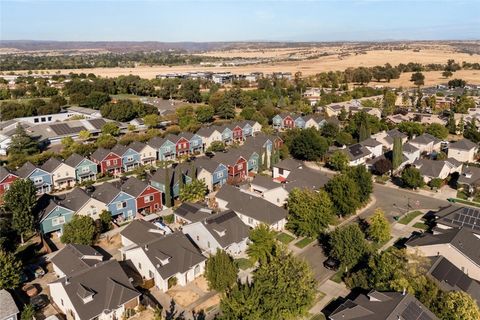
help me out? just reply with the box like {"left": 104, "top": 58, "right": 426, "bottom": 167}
{"left": 77, "top": 284, "right": 95, "bottom": 304}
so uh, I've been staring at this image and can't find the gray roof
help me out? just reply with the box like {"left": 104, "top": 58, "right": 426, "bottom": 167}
{"left": 345, "top": 144, "right": 372, "bottom": 161}
{"left": 149, "top": 163, "right": 192, "bottom": 187}
{"left": 212, "top": 149, "right": 246, "bottom": 166}
{"left": 196, "top": 126, "right": 220, "bottom": 137}
{"left": 40, "top": 157, "right": 63, "bottom": 173}
{"left": 88, "top": 118, "right": 107, "bottom": 130}
{"left": 449, "top": 139, "right": 478, "bottom": 151}
{"left": 65, "top": 153, "right": 87, "bottom": 168}
{"left": 91, "top": 183, "right": 121, "bottom": 204}
{"left": 274, "top": 158, "right": 303, "bottom": 171}
{"left": 128, "top": 141, "right": 147, "bottom": 153}
{"left": 330, "top": 291, "right": 438, "bottom": 320}
{"left": 251, "top": 175, "right": 282, "bottom": 190}
{"left": 435, "top": 205, "right": 480, "bottom": 236}
{"left": 120, "top": 219, "right": 163, "bottom": 245}
{"left": 129, "top": 231, "right": 206, "bottom": 280}
{"left": 406, "top": 227, "right": 480, "bottom": 266}
{"left": 201, "top": 210, "right": 250, "bottom": 248}
{"left": 386, "top": 129, "right": 407, "bottom": 139}
{"left": 174, "top": 202, "right": 212, "bottom": 223}
{"left": 91, "top": 148, "right": 113, "bottom": 161}
{"left": 428, "top": 256, "right": 480, "bottom": 306}
{"left": 458, "top": 166, "right": 480, "bottom": 186}
{"left": 121, "top": 177, "right": 150, "bottom": 198}
{"left": 403, "top": 143, "right": 419, "bottom": 153}
{"left": 0, "top": 289, "right": 19, "bottom": 319}
{"left": 58, "top": 188, "right": 91, "bottom": 211}
{"left": 0, "top": 166, "right": 15, "bottom": 182}
{"left": 111, "top": 144, "right": 129, "bottom": 156}
{"left": 284, "top": 166, "right": 331, "bottom": 191}
{"left": 53, "top": 260, "right": 139, "bottom": 320}
{"left": 360, "top": 138, "right": 382, "bottom": 148}
{"left": 216, "top": 185, "right": 287, "bottom": 224}
{"left": 413, "top": 158, "right": 461, "bottom": 178}
{"left": 411, "top": 133, "right": 441, "bottom": 145}
{"left": 15, "top": 161, "right": 38, "bottom": 178}
{"left": 147, "top": 136, "right": 165, "bottom": 149}
{"left": 193, "top": 157, "right": 223, "bottom": 174}
{"left": 50, "top": 244, "right": 103, "bottom": 277}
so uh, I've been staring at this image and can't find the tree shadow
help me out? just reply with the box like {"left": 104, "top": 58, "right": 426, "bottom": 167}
{"left": 165, "top": 299, "right": 185, "bottom": 320}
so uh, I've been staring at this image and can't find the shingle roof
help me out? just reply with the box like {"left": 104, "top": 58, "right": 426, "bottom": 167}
{"left": 128, "top": 141, "right": 147, "bottom": 153}
{"left": 15, "top": 161, "right": 38, "bottom": 178}
{"left": 360, "top": 138, "right": 383, "bottom": 148}
{"left": 90, "top": 148, "right": 112, "bottom": 161}
{"left": 40, "top": 157, "right": 62, "bottom": 173}
{"left": 65, "top": 153, "right": 87, "bottom": 168}
{"left": 53, "top": 260, "right": 140, "bottom": 320}
{"left": 411, "top": 133, "right": 441, "bottom": 145}
{"left": 251, "top": 175, "right": 282, "bottom": 190}
{"left": 284, "top": 166, "right": 331, "bottom": 191}
{"left": 120, "top": 219, "right": 163, "bottom": 245}
{"left": 174, "top": 202, "right": 212, "bottom": 223}
{"left": 413, "top": 159, "right": 448, "bottom": 178}
{"left": 274, "top": 158, "right": 303, "bottom": 171}
{"left": 0, "top": 289, "right": 19, "bottom": 319}
{"left": 449, "top": 139, "right": 478, "bottom": 151}
{"left": 0, "top": 166, "right": 15, "bottom": 182}
{"left": 406, "top": 228, "right": 480, "bottom": 266}
{"left": 193, "top": 157, "right": 223, "bottom": 174}
{"left": 202, "top": 210, "right": 250, "bottom": 248}
{"left": 403, "top": 143, "right": 419, "bottom": 153}
{"left": 216, "top": 185, "right": 287, "bottom": 224}
{"left": 58, "top": 188, "right": 91, "bottom": 212}
{"left": 196, "top": 126, "right": 220, "bottom": 137}
{"left": 111, "top": 144, "right": 129, "bottom": 156}
{"left": 50, "top": 244, "right": 103, "bottom": 277}
{"left": 386, "top": 128, "right": 407, "bottom": 139}
{"left": 91, "top": 183, "right": 121, "bottom": 204}
{"left": 212, "top": 149, "right": 245, "bottom": 166}
{"left": 121, "top": 177, "right": 149, "bottom": 198}
{"left": 147, "top": 136, "right": 165, "bottom": 149}
{"left": 329, "top": 291, "right": 438, "bottom": 320}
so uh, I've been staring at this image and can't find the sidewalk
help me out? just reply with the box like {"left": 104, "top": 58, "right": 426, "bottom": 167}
{"left": 380, "top": 210, "right": 427, "bottom": 251}
{"left": 309, "top": 280, "right": 349, "bottom": 314}
{"left": 378, "top": 180, "right": 457, "bottom": 201}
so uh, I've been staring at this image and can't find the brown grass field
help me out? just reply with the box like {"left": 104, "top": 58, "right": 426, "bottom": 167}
{"left": 12, "top": 46, "right": 480, "bottom": 87}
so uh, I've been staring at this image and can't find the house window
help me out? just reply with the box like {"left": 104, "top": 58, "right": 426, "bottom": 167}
{"left": 237, "top": 163, "right": 243, "bottom": 170}
{"left": 192, "top": 140, "right": 197, "bottom": 146}
{"left": 33, "top": 177, "right": 43, "bottom": 184}
{"left": 113, "top": 159, "right": 118, "bottom": 165}
{"left": 278, "top": 168, "right": 284, "bottom": 175}
{"left": 61, "top": 299, "right": 64, "bottom": 306}
{"left": 81, "top": 167, "right": 90, "bottom": 173}
{"left": 196, "top": 236, "right": 199, "bottom": 241}
{"left": 165, "top": 146, "right": 171, "bottom": 152}
{"left": 106, "top": 160, "right": 111, "bottom": 166}
{"left": 116, "top": 202, "right": 127, "bottom": 210}
{"left": 127, "top": 156, "right": 134, "bottom": 162}
{"left": 248, "top": 217, "right": 253, "bottom": 224}
{"left": 207, "top": 241, "right": 211, "bottom": 248}
{"left": 52, "top": 216, "right": 66, "bottom": 226}
{"left": 149, "top": 270, "right": 154, "bottom": 278}
{"left": 144, "top": 195, "right": 154, "bottom": 203}
{"left": 217, "top": 171, "right": 224, "bottom": 178}
{"left": 138, "top": 262, "right": 142, "bottom": 270}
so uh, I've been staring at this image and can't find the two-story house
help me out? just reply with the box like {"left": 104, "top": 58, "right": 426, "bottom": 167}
{"left": 0, "top": 167, "right": 18, "bottom": 201}
{"left": 16, "top": 161, "right": 53, "bottom": 194}
{"left": 90, "top": 148, "right": 122, "bottom": 176}
{"left": 65, "top": 153, "right": 98, "bottom": 183}
{"left": 194, "top": 158, "right": 228, "bottom": 192}
{"left": 121, "top": 177, "right": 162, "bottom": 215}
{"left": 128, "top": 141, "right": 157, "bottom": 166}
{"left": 213, "top": 151, "right": 248, "bottom": 184}
{"left": 111, "top": 144, "right": 141, "bottom": 172}
{"left": 41, "top": 158, "right": 76, "bottom": 190}
{"left": 91, "top": 182, "right": 136, "bottom": 221}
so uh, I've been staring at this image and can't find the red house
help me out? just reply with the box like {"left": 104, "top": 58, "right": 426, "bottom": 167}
{"left": 283, "top": 115, "right": 295, "bottom": 129}
{"left": 0, "top": 167, "right": 18, "bottom": 201}
{"left": 122, "top": 177, "right": 162, "bottom": 214}
{"left": 231, "top": 125, "right": 244, "bottom": 142}
{"left": 213, "top": 151, "right": 248, "bottom": 185}
{"left": 176, "top": 136, "right": 190, "bottom": 157}
{"left": 90, "top": 148, "right": 122, "bottom": 176}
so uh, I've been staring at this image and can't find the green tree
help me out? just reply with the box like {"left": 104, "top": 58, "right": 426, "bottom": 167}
{"left": 287, "top": 189, "right": 335, "bottom": 237}
{"left": 373, "top": 158, "right": 392, "bottom": 175}
{"left": 327, "top": 151, "right": 349, "bottom": 172}
{"left": 247, "top": 224, "right": 276, "bottom": 264}
{"left": 61, "top": 215, "right": 97, "bottom": 245}
{"left": 401, "top": 166, "right": 424, "bottom": 189}
{"left": 205, "top": 249, "right": 238, "bottom": 292}
{"left": 336, "top": 131, "right": 353, "bottom": 146}
{"left": 329, "top": 224, "right": 369, "bottom": 271}
{"left": 392, "top": 136, "right": 403, "bottom": 169}
{"left": 180, "top": 79, "right": 201, "bottom": 103}
{"left": 195, "top": 105, "right": 215, "bottom": 123}
{"left": 164, "top": 166, "right": 172, "bottom": 207}
{"left": 410, "top": 72, "right": 425, "bottom": 86}
{"left": 78, "top": 129, "right": 92, "bottom": 141}
{"left": 96, "top": 134, "right": 117, "bottom": 149}
{"left": 437, "top": 290, "right": 480, "bottom": 320}
{"left": 359, "top": 122, "right": 370, "bottom": 142}
{"left": 101, "top": 122, "right": 120, "bottom": 136}
{"left": 346, "top": 165, "right": 373, "bottom": 204}
{"left": 368, "top": 208, "right": 390, "bottom": 243}
{"left": 0, "top": 250, "right": 22, "bottom": 289}
{"left": 289, "top": 128, "right": 329, "bottom": 161}
{"left": 7, "top": 124, "right": 39, "bottom": 160}
{"left": 207, "top": 141, "right": 226, "bottom": 152}
{"left": 83, "top": 91, "right": 111, "bottom": 109}
{"left": 99, "top": 210, "right": 112, "bottom": 232}
{"left": 398, "top": 122, "right": 425, "bottom": 139}
{"left": 325, "top": 174, "right": 360, "bottom": 216}
{"left": 3, "top": 179, "right": 37, "bottom": 243}
{"left": 179, "top": 179, "right": 207, "bottom": 202}
{"left": 382, "top": 91, "right": 396, "bottom": 116}
{"left": 428, "top": 178, "right": 443, "bottom": 189}
{"left": 442, "top": 70, "right": 453, "bottom": 78}
{"left": 216, "top": 100, "right": 235, "bottom": 119}
{"left": 446, "top": 113, "right": 457, "bottom": 134}
{"left": 143, "top": 114, "right": 159, "bottom": 128}
{"left": 426, "top": 123, "right": 449, "bottom": 140}
{"left": 20, "top": 304, "right": 35, "bottom": 320}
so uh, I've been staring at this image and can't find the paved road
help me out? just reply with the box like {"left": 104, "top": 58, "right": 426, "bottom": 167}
{"left": 298, "top": 242, "right": 335, "bottom": 284}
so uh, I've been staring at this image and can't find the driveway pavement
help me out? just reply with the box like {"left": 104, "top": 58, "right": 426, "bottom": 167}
{"left": 298, "top": 242, "right": 335, "bottom": 284}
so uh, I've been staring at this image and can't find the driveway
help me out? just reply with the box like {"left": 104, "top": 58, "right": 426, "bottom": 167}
{"left": 298, "top": 242, "right": 335, "bottom": 284}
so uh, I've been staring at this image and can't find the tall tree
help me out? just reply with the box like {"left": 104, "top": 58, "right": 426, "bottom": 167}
{"left": 346, "top": 165, "right": 373, "bottom": 204}
{"left": 437, "top": 290, "right": 480, "bottom": 320}
{"left": 289, "top": 128, "right": 329, "bottom": 161}
{"left": 325, "top": 174, "right": 360, "bottom": 216}
{"left": 426, "top": 123, "right": 449, "bottom": 140}
{"left": 247, "top": 224, "right": 277, "bottom": 264}
{"left": 164, "top": 166, "right": 172, "bottom": 207}
{"left": 205, "top": 249, "right": 238, "bottom": 292}
{"left": 401, "top": 166, "right": 424, "bottom": 189}
{"left": 0, "top": 250, "right": 22, "bottom": 289}
{"left": 327, "top": 151, "right": 349, "bottom": 172}
{"left": 392, "top": 136, "right": 403, "bottom": 169}
{"left": 179, "top": 179, "right": 207, "bottom": 203}
{"left": 7, "top": 125, "right": 39, "bottom": 167}
{"left": 329, "top": 224, "right": 369, "bottom": 271}
{"left": 60, "top": 215, "right": 97, "bottom": 245}
{"left": 359, "top": 122, "right": 369, "bottom": 142}
{"left": 368, "top": 208, "right": 391, "bottom": 243}
{"left": 3, "top": 179, "right": 37, "bottom": 243}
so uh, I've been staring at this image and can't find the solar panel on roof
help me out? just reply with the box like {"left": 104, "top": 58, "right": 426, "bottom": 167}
{"left": 401, "top": 302, "right": 422, "bottom": 320}
{"left": 209, "top": 211, "right": 236, "bottom": 224}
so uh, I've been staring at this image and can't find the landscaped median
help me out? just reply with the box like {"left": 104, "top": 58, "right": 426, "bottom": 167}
{"left": 294, "top": 237, "right": 315, "bottom": 249}
{"left": 276, "top": 232, "right": 296, "bottom": 244}
{"left": 397, "top": 210, "right": 423, "bottom": 225}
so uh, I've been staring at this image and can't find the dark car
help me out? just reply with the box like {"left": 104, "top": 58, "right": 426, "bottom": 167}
{"left": 205, "top": 151, "right": 215, "bottom": 158}
{"left": 323, "top": 257, "right": 339, "bottom": 271}
{"left": 31, "top": 294, "right": 49, "bottom": 310}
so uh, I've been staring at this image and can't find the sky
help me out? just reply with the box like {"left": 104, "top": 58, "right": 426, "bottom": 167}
{"left": 1, "top": 0, "right": 479, "bottom": 42}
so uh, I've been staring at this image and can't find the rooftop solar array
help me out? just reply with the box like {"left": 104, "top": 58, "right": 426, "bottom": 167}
{"left": 89, "top": 119, "right": 107, "bottom": 130}
{"left": 50, "top": 123, "right": 86, "bottom": 135}
{"left": 401, "top": 301, "right": 434, "bottom": 320}
{"left": 442, "top": 207, "right": 480, "bottom": 232}
{"left": 349, "top": 145, "right": 364, "bottom": 156}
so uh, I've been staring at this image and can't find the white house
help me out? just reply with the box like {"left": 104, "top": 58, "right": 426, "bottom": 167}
{"left": 41, "top": 158, "right": 76, "bottom": 190}
{"left": 196, "top": 126, "right": 223, "bottom": 149}
{"left": 410, "top": 133, "right": 442, "bottom": 154}
{"left": 272, "top": 158, "right": 303, "bottom": 180}
{"left": 448, "top": 139, "right": 478, "bottom": 163}
{"left": 412, "top": 158, "right": 462, "bottom": 183}
{"left": 250, "top": 175, "right": 289, "bottom": 206}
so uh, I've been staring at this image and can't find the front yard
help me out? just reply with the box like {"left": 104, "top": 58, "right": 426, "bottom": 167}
{"left": 276, "top": 232, "right": 296, "bottom": 244}
{"left": 397, "top": 211, "right": 423, "bottom": 225}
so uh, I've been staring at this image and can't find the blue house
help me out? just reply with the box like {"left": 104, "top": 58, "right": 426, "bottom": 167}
{"left": 65, "top": 153, "right": 98, "bottom": 183}
{"left": 241, "top": 122, "right": 253, "bottom": 137}
{"left": 218, "top": 126, "right": 233, "bottom": 145}
{"left": 112, "top": 144, "right": 141, "bottom": 172}
{"left": 149, "top": 136, "right": 177, "bottom": 161}
{"left": 37, "top": 195, "right": 74, "bottom": 234}
{"left": 272, "top": 114, "right": 283, "bottom": 129}
{"left": 194, "top": 158, "right": 228, "bottom": 191}
{"left": 16, "top": 162, "right": 52, "bottom": 194}
{"left": 180, "top": 132, "right": 203, "bottom": 154}
{"left": 244, "top": 150, "right": 260, "bottom": 172}
{"left": 91, "top": 183, "right": 136, "bottom": 220}
{"left": 294, "top": 115, "right": 306, "bottom": 129}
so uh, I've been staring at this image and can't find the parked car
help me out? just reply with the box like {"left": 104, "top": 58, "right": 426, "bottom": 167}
{"left": 31, "top": 294, "right": 49, "bottom": 310}
{"left": 323, "top": 257, "right": 339, "bottom": 271}
{"left": 205, "top": 151, "right": 215, "bottom": 158}
{"left": 153, "top": 221, "right": 173, "bottom": 235}
{"left": 22, "top": 284, "right": 39, "bottom": 297}
{"left": 26, "top": 265, "right": 45, "bottom": 278}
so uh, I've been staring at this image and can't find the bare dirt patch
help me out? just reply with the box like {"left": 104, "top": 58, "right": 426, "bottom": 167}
{"left": 167, "top": 289, "right": 200, "bottom": 308}
{"left": 193, "top": 276, "right": 209, "bottom": 292}
{"left": 194, "top": 294, "right": 221, "bottom": 313}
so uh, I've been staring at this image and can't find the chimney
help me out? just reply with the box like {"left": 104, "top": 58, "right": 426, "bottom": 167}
{"left": 402, "top": 288, "right": 406, "bottom": 296}
{"left": 145, "top": 244, "right": 149, "bottom": 251}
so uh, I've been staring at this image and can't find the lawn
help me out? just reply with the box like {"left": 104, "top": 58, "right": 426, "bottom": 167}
{"left": 456, "top": 190, "right": 468, "bottom": 200}
{"left": 398, "top": 211, "right": 423, "bottom": 225}
{"left": 235, "top": 258, "right": 254, "bottom": 270}
{"left": 452, "top": 198, "right": 480, "bottom": 208}
{"left": 413, "top": 222, "right": 428, "bottom": 230}
{"left": 330, "top": 270, "right": 344, "bottom": 284}
{"left": 276, "top": 232, "right": 295, "bottom": 244}
{"left": 294, "top": 237, "right": 315, "bottom": 249}
{"left": 110, "top": 94, "right": 140, "bottom": 100}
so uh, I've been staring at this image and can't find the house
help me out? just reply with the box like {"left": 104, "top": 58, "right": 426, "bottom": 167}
{"left": 149, "top": 164, "right": 194, "bottom": 205}
{"left": 41, "top": 157, "right": 76, "bottom": 190}
{"left": 128, "top": 141, "right": 157, "bottom": 166}
{"left": 303, "top": 115, "right": 327, "bottom": 130}
{"left": 272, "top": 113, "right": 296, "bottom": 130}
{"left": 0, "top": 167, "right": 18, "bottom": 200}
{"left": 434, "top": 205, "right": 480, "bottom": 237}
{"left": 406, "top": 228, "right": 480, "bottom": 282}
{"left": 238, "top": 120, "right": 261, "bottom": 136}
{"left": 121, "top": 177, "right": 162, "bottom": 215}
{"left": 90, "top": 148, "right": 122, "bottom": 176}
{"left": 412, "top": 158, "right": 462, "bottom": 183}
{"left": 16, "top": 161, "right": 53, "bottom": 194}
{"left": 250, "top": 175, "right": 289, "bottom": 206}
{"left": 173, "top": 134, "right": 191, "bottom": 157}
{"left": 174, "top": 202, "right": 213, "bottom": 225}
{"left": 0, "top": 289, "right": 19, "bottom": 320}
{"left": 447, "top": 139, "right": 478, "bottom": 163}
{"left": 342, "top": 144, "right": 372, "bottom": 166}
{"left": 360, "top": 138, "right": 383, "bottom": 158}
{"left": 427, "top": 256, "right": 480, "bottom": 307}
{"left": 196, "top": 126, "right": 222, "bottom": 150}
{"left": 243, "top": 133, "right": 283, "bottom": 168}
{"left": 329, "top": 290, "right": 438, "bottom": 320}
{"left": 272, "top": 158, "right": 303, "bottom": 181}
{"left": 193, "top": 158, "right": 228, "bottom": 191}
{"left": 457, "top": 166, "right": 480, "bottom": 194}
{"left": 48, "top": 260, "right": 140, "bottom": 320}
{"left": 148, "top": 136, "right": 174, "bottom": 161}
{"left": 182, "top": 210, "right": 250, "bottom": 256}
{"left": 50, "top": 244, "right": 103, "bottom": 278}
{"left": 91, "top": 183, "right": 136, "bottom": 221}
{"left": 229, "top": 123, "right": 245, "bottom": 142}
{"left": 65, "top": 153, "right": 97, "bottom": 183}
{"left": 240, "top": 147, "right": 260, "bottom": 173}
{"left": 402, "top": 143, "right": 421, "bottom": 165}
{"left": 111, "top": 144, "right": 141, "bottom": 172}
{"left": 410, "top": 133, "right": 442, "bottom": 154}
{"left": 60, "top": 188, "right": 106, "bottom": 221}
{"left": 213, "top": 151, "right": 248, "bottom": 185}
{"left": 215, "top": 185, "right": 287, "bottom": 230}
{"left": 37, "top": 195, "right": 75, "bottom": 235}
{"left": 217, "top": 125, "right": 233, "bottom": 145}
{"left": 283, "top": 166, "right": 331, "bottom": 192}
{"left": 120, "top": 220, "right": 206, "bottom": 292}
